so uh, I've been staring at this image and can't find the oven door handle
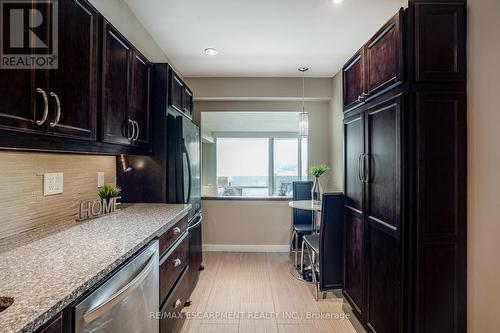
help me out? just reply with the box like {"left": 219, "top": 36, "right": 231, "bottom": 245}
{"left": 83, "top": 251, "right": 158, "bottom": 324}
{"left": 188, "top": 215, "right": 202, "bottom": 231}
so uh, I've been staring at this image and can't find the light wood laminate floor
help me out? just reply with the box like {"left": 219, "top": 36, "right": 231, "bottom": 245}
{"left": 180, "top": 252, "right": 362, "bottom": 333}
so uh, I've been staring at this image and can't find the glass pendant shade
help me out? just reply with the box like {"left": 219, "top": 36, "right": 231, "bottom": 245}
{"left": 299, "top": 110, "right": 309, "bottom": 137}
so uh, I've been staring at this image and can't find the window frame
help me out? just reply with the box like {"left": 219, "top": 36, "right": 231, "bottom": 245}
{"left": 215, "top": 133, "right": 308, "bottom": 197}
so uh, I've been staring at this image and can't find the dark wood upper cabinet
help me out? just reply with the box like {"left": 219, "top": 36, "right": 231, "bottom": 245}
{"left": 47, "top": 0, "right": 98, "bottom": 140}
{"left": 0, "top": 68, "right": 45, "bottom": 134}
{"left": 101, "top": 22, "right": 132, "bottom": 146}
{"left": 414, "top": 3, "right": 466, "bottom": 82}
{"left": 129, "top": 50, "right": 152, "bottom": 147}
{"left": 343, "top": 10, "right": 404, "bottom": 112}
{"left": 168, "top": 70, "right": 185, "bottom": 113}
{"left": 0, "top": 0, "right": 152, "bottom": 154}
{"left": 343, "top": 50, "right": 365, "bottom": 112}
{"left": 365, "top": 9, "right": 404, "bottom": 99}
{"left": 0, "top": 1, "right": 50, "bottom": 135}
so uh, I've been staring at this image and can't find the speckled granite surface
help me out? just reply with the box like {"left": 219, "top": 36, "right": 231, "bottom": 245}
{"left": 0, "top": 203, "right": 190, "bottom": 333}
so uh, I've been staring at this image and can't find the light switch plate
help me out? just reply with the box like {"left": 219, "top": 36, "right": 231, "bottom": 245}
{"left": 97, "top": 172, "right": 105, "bottom": 188}
{"left": 43, "top": 173, "right": 63, "bottom": 196}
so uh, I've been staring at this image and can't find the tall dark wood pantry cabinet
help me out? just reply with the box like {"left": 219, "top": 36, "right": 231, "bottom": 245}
{"left": 342, "top": 1, "right": 467, "bottom": 333}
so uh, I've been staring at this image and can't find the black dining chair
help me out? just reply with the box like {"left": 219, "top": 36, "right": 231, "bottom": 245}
{"left": 300, "top": 192, "right": 344, "bottom": 300}
{"left": 290, "top": 181, "right": 314, "bottom": 267}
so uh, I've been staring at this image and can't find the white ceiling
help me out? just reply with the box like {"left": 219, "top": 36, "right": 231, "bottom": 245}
{"left": 202, "top": 112, "right": 299, "bottom": 133}
{"left": 125, "top": 0, "right": 406, "bottom": 77}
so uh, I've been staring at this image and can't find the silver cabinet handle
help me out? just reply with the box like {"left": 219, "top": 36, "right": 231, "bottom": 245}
{"left": 36, "top": 88, "right": 49, "bottom": 125}
{"left": 173, "top": 227, "right": 181, "bottom": 235}
{"left": 357, "top": 154, "right": 364, "bottom": 182}
{"left": 172, "top": 258, "right": 182, "bottom": 267}
{"left": 366, "top": 153, "right": 374, "bottom": 183}
{"left": 174, "top": 299, "right": 182, "bottom": 309}
{"left": 83, "top": 251, "right": 158, "bottom": 323}
{"left": 49, "top": 92, "right": 61, "bottom": 127}
{"left": 127, "top": 119, "right": 135, "bottom": 141}
{"left": 133, "top": 120, "right": 139, "bottom": 141}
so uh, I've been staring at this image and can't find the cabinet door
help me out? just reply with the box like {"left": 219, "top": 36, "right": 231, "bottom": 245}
{"left": 47, "top": 0, "right": 98, "bottom": 140}
{"left": 129, "top": 50, "right": 151, "bottom": 147}
{"left": 169, "top": 70, "right": 184, "bottom": 113}
{"left": 415, "top": 3, "right": 466, "bottom": 82}
{"left": 183, "top": 87, "right": 193, "bottom": 119}
{"left": 0, "top": 1, "right": 48, "bottom": 135}
{"left": 364, "top": 96, "right": 402, "bottom": 333}
{"left": 365, "top": 9, "right": 404, "bottom": 99}
{"left": 101, "top": 22, "right": 132, "bottom": 145}
{"left": 343, "top": 113, "right": 365, "bottom": 317}
{"left": 342, "top": 50, "right": 365, "bottom": 112}
{"left": 414, "top": 92, "right": 467, "bottom": 333}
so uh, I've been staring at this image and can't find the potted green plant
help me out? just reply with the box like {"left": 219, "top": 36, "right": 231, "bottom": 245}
{"left": 309, "top": 164, "right": 330, "bottom": 204}
{"left": 98, "top": 184, "right": 122, "bottom": 201}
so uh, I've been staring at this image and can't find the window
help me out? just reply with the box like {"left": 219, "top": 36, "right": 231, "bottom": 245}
{"left": 216, "top": 138, "right": 269, "bottom": 196}
{"left": 273, "top": 138, "right": 299, "bottom": 196}
{"left": 216, "top": 137, "right": 307, "bottom": 197}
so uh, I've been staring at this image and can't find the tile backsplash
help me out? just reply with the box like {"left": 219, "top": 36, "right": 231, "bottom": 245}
{"left": 0, "top": 152, "right": 116, "bottom": 239}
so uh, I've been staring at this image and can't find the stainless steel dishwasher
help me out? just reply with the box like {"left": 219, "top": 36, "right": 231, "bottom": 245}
{"left": 74, "top": 241, "right": 159, "bottom": 333}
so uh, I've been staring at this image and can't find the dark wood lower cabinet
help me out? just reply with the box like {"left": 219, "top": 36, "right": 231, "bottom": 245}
{"left": 343, "top": 209, "right": 364, "bottom": 317}
{"left": 366, "top": 225, "right": 401, "bottom": 333}
{"left": 160, "top": 267, "right": 190, "bottom": 333}
{"left": 34, "top": 312, "right": 63, "bottom": 333}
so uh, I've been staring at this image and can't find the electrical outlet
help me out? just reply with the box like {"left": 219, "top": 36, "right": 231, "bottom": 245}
{"left": 97, "top": 172, "right": 105, "bottom": 188}
{"left": 43, "top": 173, "right": 63, "bottom": 196}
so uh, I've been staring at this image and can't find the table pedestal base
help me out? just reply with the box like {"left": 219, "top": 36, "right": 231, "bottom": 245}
{"left": 290, "top": 265, "right": 315, "bottom": 284}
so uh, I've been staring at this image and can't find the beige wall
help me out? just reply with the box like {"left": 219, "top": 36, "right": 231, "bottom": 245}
{"left": 201, "top": 200, "right": 291, "bottom": 248}
{"left": 0, "top": 152, "right": 115, "bottom": 239}
{"left": 185, "top": 77, "right": 333, "bottom": 101}
{"left": 329, "top": 72, "right": 344, "bottom": 191}
{"left": 467, "top": 0, "right": 500, "bottom": 331}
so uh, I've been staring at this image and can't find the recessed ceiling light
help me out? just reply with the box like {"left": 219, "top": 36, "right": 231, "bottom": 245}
{"left": 332, "top": 0, "right": 343, "bottom": 4}
{"left": 204, "top": 48, "right": 218, "bottom": 56}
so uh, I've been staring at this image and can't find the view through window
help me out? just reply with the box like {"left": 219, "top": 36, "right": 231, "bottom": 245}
{"left": 216, "top": 137, "right": 307, "bottom": 197}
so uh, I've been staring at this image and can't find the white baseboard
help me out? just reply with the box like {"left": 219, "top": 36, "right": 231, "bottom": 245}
{"left": 202, "top": 244, "right": 289, "bottom": 253}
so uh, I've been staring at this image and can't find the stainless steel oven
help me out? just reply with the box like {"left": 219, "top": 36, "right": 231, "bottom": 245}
{"left": 74, "top": 241, "right": 159, "bottom": 333}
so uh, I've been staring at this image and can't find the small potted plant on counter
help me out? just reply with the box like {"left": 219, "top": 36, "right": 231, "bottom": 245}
{"left": 309, "top": 164, "right": 330, "bottom": 204}
{"left": 98, "top": 184, "right": 122, "bottom": 202}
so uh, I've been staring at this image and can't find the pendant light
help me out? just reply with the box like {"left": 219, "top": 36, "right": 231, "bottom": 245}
{"left": 298, "top": 67, "right": 309, "bottom": 137}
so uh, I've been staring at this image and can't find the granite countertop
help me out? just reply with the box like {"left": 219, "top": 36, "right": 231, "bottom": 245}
{"left": 0, "top": 203, "right": 190, "bottom": 333}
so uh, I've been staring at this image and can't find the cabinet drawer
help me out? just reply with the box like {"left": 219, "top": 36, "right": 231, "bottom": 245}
{"left": 160, "top": 266, "right": 190, "bottom": 333}
{"left": 160, "top": 233, "right": 189, "bottom": 303}
{"left": 159, "top": 216, "right": 188, "bottom": 257}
